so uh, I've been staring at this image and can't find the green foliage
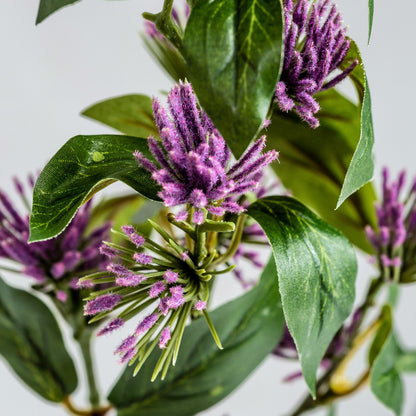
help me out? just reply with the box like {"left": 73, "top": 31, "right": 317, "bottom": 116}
{"left": 371, "top": 334, "right": 404, "bottom": 416}
{"left": 247, "top": 196, "right": 357, "bottom": 395}
{"left": 267, "top": 88, "right": 377, "bottom": 253}
{"left": 337, "top": 41, "right": 375, "bottom": 208}
{"left": 29, "top": 135, "right": 160, "bottom": 243}
{"left": 36, "top": 0, "right": 81, "bottom": 24}
{"left": 0, "top": 277, "right": 77, "bottom": 401}
{"left": 183, "top": 0, "right": 284, "bottom": 158}
{"left": 371, "top": 330, "right": 416, "bottom": 415}
{"left": 368, "top": 0, "right": 374, "bottom": 44}
{"left": 396, "top": 351, "right": 416, "bottom": 373}
{"left": 108, "top": 256, "right": 284, "bottom": 416}
{"left": 82, "top": 95, "right": 158, "bottom": 138}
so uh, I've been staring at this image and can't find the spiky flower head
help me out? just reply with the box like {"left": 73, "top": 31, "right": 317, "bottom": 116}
{"left": 0, "top": 175, "right": 110, "bottom": 302}
{"left": 275, "top": 0, "right": 358, "bottom": 128}
{"left": 134, "top": 82, "right": 278, "bottom": 224}
{"left": 83, "top": 221, "right": 226, "bottom": 380}
{"left": 365, "top": 167, "right": 416, "bottom": 283}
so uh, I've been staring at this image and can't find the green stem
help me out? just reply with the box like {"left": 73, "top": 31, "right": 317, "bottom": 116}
{"left": 143, "top": 0, "right": 182, "bottom": 50}
{"left": 209, "top": 214, "right": 246, "bottom": 269}
{"left": 77, "top": 331, "right": 100, "bottom": 409}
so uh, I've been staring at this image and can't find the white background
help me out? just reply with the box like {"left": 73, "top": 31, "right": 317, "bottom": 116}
{"left": 1, "top": 1, "right": 416, "bottom": 415}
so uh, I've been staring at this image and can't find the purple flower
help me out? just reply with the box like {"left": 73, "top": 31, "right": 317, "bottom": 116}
{"left": 115, "top": 335, "right": 137, "bottom": 354}
{"left": 84, "top": 294, "right": 122, "bottom": 315}
{"left": 134, "top": 82, "right": 278, "bottom": 223}
{"left": 159, "top": 327, "right": 171, "bottom": 349}
{"left": 87, "top": 223, "right": 219, "bottom": 379}
{"left": 163, "top": 269, "right": 178, "bottom": 284}
{"left": 97, "top": 318, "right": 125, "bottom": 336}
{"left": 275, "top": 0, "right": 359, "bottom": 128}
{"left": 194, "top": 300, "right": 207, "bottom": 311}
{"left": 149, "top": 281, "right": 166, "bottom": 298}
{"left": 0, "top": 175, "right": 110, "bottom": 300}
{"left": 365, "top": 167, "right": 416, "bottom": 282}
{"left": 136, "top": 313, "right": 159, "bottom": 336}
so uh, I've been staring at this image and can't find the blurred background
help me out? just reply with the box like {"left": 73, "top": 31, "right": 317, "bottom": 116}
{"left": 1, "top": 1, "right": 415, "bottom": 415}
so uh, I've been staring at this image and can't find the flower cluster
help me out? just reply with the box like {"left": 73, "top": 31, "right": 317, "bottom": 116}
{"left": 275, "top": 0, "right": 358, "bottom": 128}
{"left": 83, "top": 221, "right": 224, "bottom": 380}
{"left": 134, "top": 81, "right": 278, "bottom": 223}
{"left": 0, "top": 175, "right": 110, "bottom": 302}
{"left": 365, "top": 167, "right": 416, "bottom": 283}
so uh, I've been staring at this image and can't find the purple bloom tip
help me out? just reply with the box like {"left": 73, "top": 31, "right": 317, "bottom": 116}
{"left": 56, "top": 290, "right": 67, "bottom": 303}
{"left": 84, "top": 294, "right": 122, "bottom": 315}
{"left": 133, "top": 252, "right": 153, "bottom": 265}
{"left": 159, "top": 327, "right": 171, "bottom": 349}
{"left": 115, "top": 335, "right": 137, "bottom": 354}
{"left": 97, "top": 318, "right": 125, "bottom": 336}
{"left": 99, "top": 243, "right": 118, "bottom": 258}
{"left": 194, "top": 300, "right": 206, "bottom": 311}
{"left": 136, "top": 313, "right": 158, "bottom": 336}
{"left": 149, "top": 281, "right": 166, "bottom": 298}
{"left": 164, "top": 269, "right": 179, "bottom": 284}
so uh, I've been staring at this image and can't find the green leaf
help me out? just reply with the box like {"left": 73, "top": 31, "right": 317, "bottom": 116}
{"left": 108, "top": 256, "right": 284, "bottom": 415}
{"left": 370, "top": 334, "right": 404, "bottom": 416}
{"left": 368, "top": 304, "right": 393, "bottom": 366}
{"left": 0, "top": 277, "right": 77, "bottom": 401}
{"left": 247, "top": 196, "right": 357, "bottom": 395}
{"left": 396, "top": 351, "right": 416, "bottom": 373}
{"left": 267, "top": 88, "right": 377, "bottom": 253}
{"left": 183, "top": 0, "right": 284, "bottom": 158}
{"left": 36, "top": 0, "right": 81, "bottom": 24}
{"left": 327, "top": 404, "right": 336, "bottom": 416}
{"left": 368, "top": 0, "right": 374, "bottom": 44}
{"left": 141, "top": 35, "right": 188, "bottom": 82}
{"left": 82, "top": 95, "right": 158, "bottom": 138}
{"left": 29, "top": 135, "right": 160, "bottom": 242}
{"left": 337, "top": 41, "right": 375, "bottom": 208}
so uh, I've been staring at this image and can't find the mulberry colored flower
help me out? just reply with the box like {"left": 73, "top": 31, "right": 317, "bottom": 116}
{"left": 0, "top": 175, "right": 110, "bottom": 302}
{"left": 275, "top": 0, "right": 359, "bottom": 128}
{"left": 83, "top": 222, "right": 224, "bottom": 380}
{"left": 365, "top": 167, "right": 416, "bottom": 283}
{"left": 134, "top": 82, "right": 278, "bottom": 223}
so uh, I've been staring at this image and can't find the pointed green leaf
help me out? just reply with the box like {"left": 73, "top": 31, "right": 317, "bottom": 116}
{"left": 36, "top": 0, "right": 81, "bottom": 24}
{"left": 108, "top": 256, "right": 284, "bottom": 416}
{"left": 368, "top": 0, "right": 374, "bottom": 44}
{"left": 337, "top": 41, "right": 375, "bottom": 208}
{"left": 0, "top": 277, "right": 77, "bottom": 401}
{"left": 29, "top": 135, "right": 160, "bottom": 242}
{"left": 247, "top": 196, "right": 357, "bottom": 395}
{"left": 82, "top": 95, "right": 158, "bottom": 138}
{"left": 183, "top": 0, "right": 284, "bottom": 158}
{"left": 370, "top": 334, "right": 404, "bottom": 416}
{"left": 267, "top": 88, "right": 377, "bottom": 253}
